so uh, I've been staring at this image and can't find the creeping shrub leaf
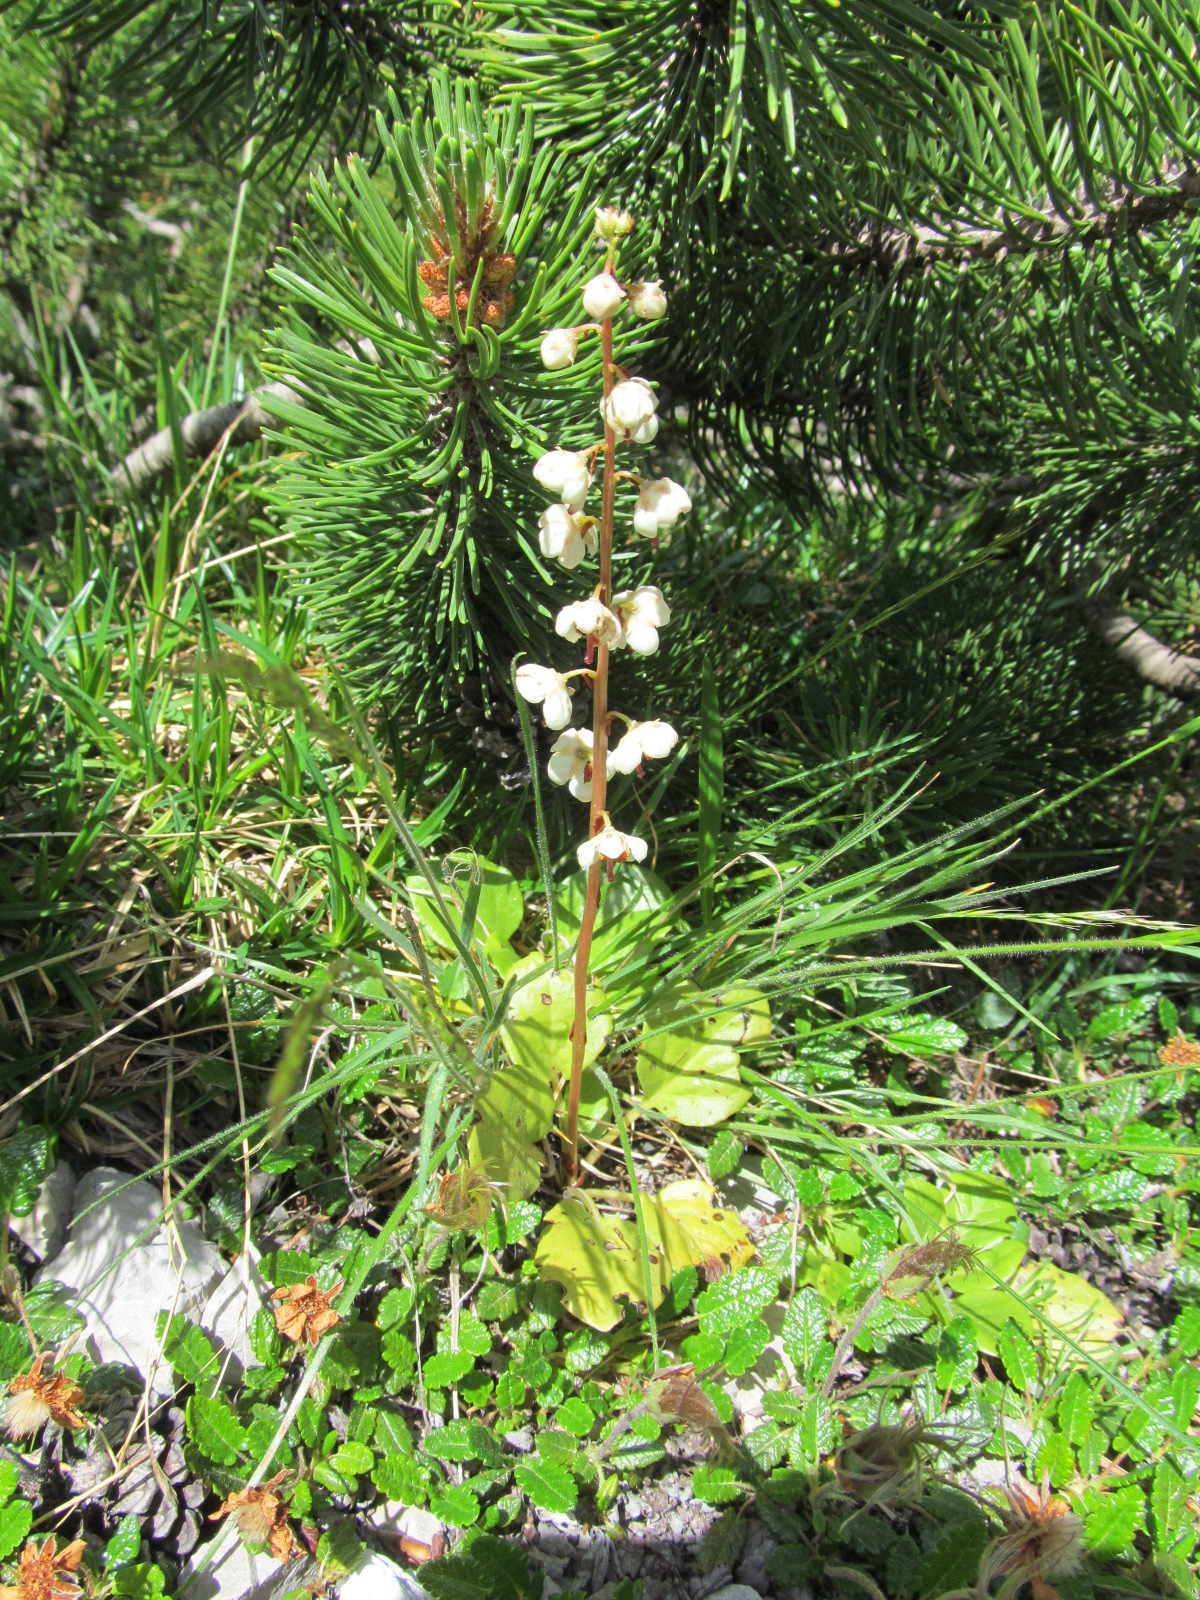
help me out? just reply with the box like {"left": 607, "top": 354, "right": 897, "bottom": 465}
{"left": 514, "top": 1459, "right": 577, "bottom": 1513}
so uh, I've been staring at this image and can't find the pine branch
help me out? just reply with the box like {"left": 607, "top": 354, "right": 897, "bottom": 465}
{"left": 1081, "top": 600, "right": 1200, "bottom": 699}
{"left": 754, "top": 170, "right": 1200, "bottom": 276}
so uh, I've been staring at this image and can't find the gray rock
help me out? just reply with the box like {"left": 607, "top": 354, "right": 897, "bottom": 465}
{"left": 338, "top": 1551, "right": 432, "bottom": 1600}
{"left": 37, "top": 1167, "right": 223, "bottom": 1399}
{"left": 504, "top": 1428, "right": 535, "bottom": 1453}
{"left": 200, "top": 1248, "right": 267, "bottom": 1381}
{"left": 180, "top": 1537, "right": 281, "bottom": 1600}
{"left": 707, "top": 1585, "right": 768, "bottom": 1600}
{"left": 11, "top": 1160, "right": 76, "bottom": 1262}
{"left": 734, "top": 1521, "right": 777, "bottom": 1594}
{"left": 622, "top": 1493, "right": 645, "bottom": 1521}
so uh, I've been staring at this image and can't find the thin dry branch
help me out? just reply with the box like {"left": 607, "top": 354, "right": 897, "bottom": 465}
{"left": 779, "top": 169, "right": 1200, "bottom": 276}
{"left": 1082, "top": 599, "right": 1200, "bottom": 699}
{"left": 107, "top": 381, "right": 300, "bottom": 496}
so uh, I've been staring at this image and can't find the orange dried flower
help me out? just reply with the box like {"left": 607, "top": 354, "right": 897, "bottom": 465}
{"left": 0, "top": 1537, "right": 86, "bottom": 1600}
{"left": 5, "top": 1355, "right": 87, "bottom": 1439}
{"left": 270, "top": 1277, "right": 342, "bottom": 1345}
{"left": 211, "top": 1472, "right": 296, "bottom": 1562}
{"left": 1159, "top": 1032, "right": 1200, "bottom": 1070}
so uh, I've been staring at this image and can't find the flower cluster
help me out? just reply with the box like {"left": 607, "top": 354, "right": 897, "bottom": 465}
{"left": 517, "top": 205, "right": 689, "bottom": 876}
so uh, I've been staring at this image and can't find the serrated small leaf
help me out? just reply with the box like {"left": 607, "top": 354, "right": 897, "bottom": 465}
{"left": 514, "top": 1458, "right": 577, "bottom": 1513}
{"left": 425, "top": 1350, "right": 475, "bottom": 1388}
{"left": 0, "top": 1127, "right": 52, "bottom": 1217}
{"left": 724, "top": 1318, "right": 770, "bottom": 1377}
{"left": 333, "top": 1440, "right": 375, "bottom": 1476}
{"left": 185, "top": 1394, "right": 247, "bottom": 1466}
{"left": 424, "top": 1418, "right": 502, "bottom": 1466}
{"left": 377, "top": 1287, "right": 416, "bottom": 1330}
{"left": 693, "top": 1465, "right": 747, "bottom": 1505}
{"left": 1058, "top": 1372, "right": 1095, "bottom": 1446}
{"left": 1083, "top": 1484, "right": 1145, "bottom": 1558}
{"left": 0, "top": 1498, "right": 32, "bottom": 1560}
{"left": 430, "top": 1483, "right": 481, "bottom": 1527}
{"left": 699, "top": 1511, "right": 747, "bottom": 1573}
{"left": 697, "top": 1268, "right": 777, "bottom": 1337}
{"left": 936, "top": 1315, "right": 977, "bottom": 1391}
{"left": 556, "top": 1398, "right": 595, "bottom": 1438}
{"left": 781, "top": 1289, "right": 829, "bottom": 1376}
{"left": 1152, "top": 1460, "right": 1194, "bottom": 1551}
{"left": 998, "top": 1318, "right": 1037, "bottom": 1390}
{"left": 105, "top": 1512, "right": 143, "bottom": 1569}
{"left": 916, "top": 1522, "right": 988, "bottom": 1593}
{"left": 707, "top": 1132, "right": 743, "bottom": 1182}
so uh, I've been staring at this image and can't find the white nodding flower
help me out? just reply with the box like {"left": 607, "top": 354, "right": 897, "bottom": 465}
{"left": 613, "top": 585, "right": 671, "bottom": 655}
{"left": 633, "top": 477, "right": 692, "bottom": 538}
{"left": 577, "top": 824, "right": 648, "bottom": 870}
{"left": 538, "top": 505, "right": 598, "bottom": 570}
{"left": 582, "top": 274, "right": 626, "bottom": 321}
{"left": 547, "top": 728, "right": 599, "bottom": 801}
{"left": 610, "top": 719, "right": 679, "bottom": 774}
{"left": 534, "top": 448, "right": 592, "bottom": 512}
{"left": 555, "top": 597, "right": 623, "bottom": 648}
{"left": 540, "top": 328, "right": 578, "bottom": 370}
{"left": 628, "top": 280, "right": 667, "bottom": 320}
{"left": 515, "top": 664, "right": 575, "bottom": 730}
{"left": 603, "top": 378, "right": 658, "bottom": 439}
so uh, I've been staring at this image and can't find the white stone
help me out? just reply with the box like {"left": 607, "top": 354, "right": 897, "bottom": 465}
{"left": 707, "top": 1586, "right": 769, "bottom": 1600}
{"left": 11, "top": 1160, "right": 76, "bottom": 1262}
{"left": 180, "top": 1536, "right": 281, "bottom": 1600}
{"left": 339, "top": 1551, "right": 431, "bottom": 1600}
{"left": 200, "top": 1248, "right": 267, "bottom": 1381}
{"left": 37, "top": 1167, "right": 223, "bottom": 1398}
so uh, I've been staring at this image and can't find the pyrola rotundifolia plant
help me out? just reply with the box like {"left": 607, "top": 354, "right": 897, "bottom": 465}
{"left": 515, "top": 205, "right": 691, "bottom": 1182}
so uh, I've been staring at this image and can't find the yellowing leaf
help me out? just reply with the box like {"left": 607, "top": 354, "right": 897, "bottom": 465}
{"left": 475, "top": 1061, "right": 555, "bottom": 1144}
{"left": 636, "top": 980, "right": 764, "bottom": 1127}
{"left": 535, "top": 1193, "right": 670, "bottom": 1332}
{"left": 1013, "top": 1261, "right": 1124, "bottom": 1358}
{"left": 501, "top": 955, "right": 610, "bottom": 1087}
{"left": 467, "top": 1117, "right": 541, "bottom": 1201}
{"left": 646, "top": 1180, "right": 755, "bottom": 1278}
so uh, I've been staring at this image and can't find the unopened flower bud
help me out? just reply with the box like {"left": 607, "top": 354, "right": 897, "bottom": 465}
{"left": 612, "top": 585, "right": 670, "bottom": 655}
{"left": 540, "top": 328, "right": 578, "bottom": 370}
{"left": 556, "top": 597, "right": 623, "bottom": 648}
{"left": 515, "top": 664, "right": 575, "bottom": 730}
{"left": 628, "top": 280, "right": 667, "bottom": 319}
{"left": 582, "top": 274, "right": 626, "bottom": 321}
{"left": 594, "top": 206, "right": 635, "bottom": 243}
{"left": 610, "top": 719, "right": 679, "bottom": 774}
{"left": 633, "top": 477, "right": 691, "bottom": 538}
{"left": 534, "top": 448, "right": 592, "bottom": 512}
{"left": 539, "top": 505, "right": 599, "bottom": 570}
{"left": 577, "top": 823, "right": 647, "bottom": 870}
{"left": 603, "top": 377, "right": 658, "bottom": 439}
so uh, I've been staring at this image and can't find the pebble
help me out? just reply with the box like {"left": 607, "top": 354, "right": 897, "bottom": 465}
{"left": 37, "top": 1167, "right": 223, "bottom": 1399}
{"left": 621, "top": 1493, "right": 645, "bottom": 1521}
{"left": 504, "top": 1428, "right": 535, "bottom": 1452}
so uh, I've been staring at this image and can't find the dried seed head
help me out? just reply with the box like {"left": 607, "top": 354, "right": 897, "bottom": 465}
{"left": 424, "top": 1164, "right": 492, "bottom": 1232}
{"left": 832, "top": 1417, "right": 958, "bottom": 1508}
{"left": 646, "top": 1363, "right": 735, "bottom": 1461}
{"left": 883, "top": 1232, "right": 978, "bottom": 1298}
{"left": 0, "top": 1537, "right": 86, "bottom": 1600}
{"left": 976, "top": 1477, "right": 1084, "bottom": 1596}
{"left": 5, "top": 1355, "right": 87, "bottom": 1439}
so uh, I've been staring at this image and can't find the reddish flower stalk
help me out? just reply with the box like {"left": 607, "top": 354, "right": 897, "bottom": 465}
{"left": 564, "top": 252, "right": 618, "bottom": 1184}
